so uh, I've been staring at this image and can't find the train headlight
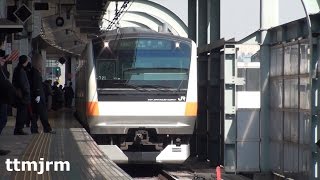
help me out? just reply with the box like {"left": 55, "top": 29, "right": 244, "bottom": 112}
{"left": 175, "top": 42, "right": 180, "bottom": 48}
{"left": 104, "top": 41, "right": 109, "bottom": 48}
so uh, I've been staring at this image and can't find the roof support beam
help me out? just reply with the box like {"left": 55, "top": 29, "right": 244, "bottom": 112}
{"left": 303, "top": 0, "right": 320, "bottom": 14}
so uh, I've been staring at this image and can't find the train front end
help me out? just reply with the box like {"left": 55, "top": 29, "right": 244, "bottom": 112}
{"left": 86, "top": 29, "right": 197, "bottom": 164}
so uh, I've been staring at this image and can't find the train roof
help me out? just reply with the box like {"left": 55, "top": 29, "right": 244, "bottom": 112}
{"left": 96, "top": 27, "right": 192, "bottom": 43}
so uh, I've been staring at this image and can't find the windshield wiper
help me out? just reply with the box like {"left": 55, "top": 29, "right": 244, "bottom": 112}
{"left": 176, "top": 79, "right": 185, "bottom": 93}
{"left": 137, "top": 84, "right": 174, "bottom": 92}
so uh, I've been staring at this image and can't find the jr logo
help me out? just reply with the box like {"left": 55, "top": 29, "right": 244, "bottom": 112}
{"left": 178, "top": 96, "right": 186, "bottom": 101}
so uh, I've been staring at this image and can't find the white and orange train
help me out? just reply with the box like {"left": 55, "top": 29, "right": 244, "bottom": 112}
{"left": 75, "top": 27, "right": 197, "bottom": 164}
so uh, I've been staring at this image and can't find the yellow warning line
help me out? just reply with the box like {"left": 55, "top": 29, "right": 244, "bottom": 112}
{"left": 44, "top": 134, "right": 51, "bottom": 180}
{"left": 47, "top": 134, "right": 52, "bottom": 180}
{"left": 14, "top": 134, "right": 40, "bottom": 180}
{"left": 33, "top": 133, "right": 48, "bottom": 180}
{"left": 25, "top": 133, "right": 45, "bottom": 180}
{"left": 36, "top": 133, "right": 49, "bottom": 180}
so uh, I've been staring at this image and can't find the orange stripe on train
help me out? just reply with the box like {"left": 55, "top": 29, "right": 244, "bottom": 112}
{"left": 87, "top": 102, "right": 99, "bottom": 116}
{"left": 185, "top": 102, "right": 197, "bottom": 116}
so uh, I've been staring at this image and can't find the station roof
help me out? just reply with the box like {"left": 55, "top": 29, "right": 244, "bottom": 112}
{"left": 36, "top": 0, "right": 188, "bottom": 57}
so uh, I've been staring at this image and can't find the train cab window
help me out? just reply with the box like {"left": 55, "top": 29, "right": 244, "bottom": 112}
{"left": 95, "top": 38, "right": 191, "bottom": 90}
{"left": 96, "top": 60, "right": 116, "bottom": 80}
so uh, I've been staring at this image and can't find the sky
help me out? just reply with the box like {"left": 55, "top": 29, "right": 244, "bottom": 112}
{"left": 150, "top": 0, "right": 306, "bottom": 40}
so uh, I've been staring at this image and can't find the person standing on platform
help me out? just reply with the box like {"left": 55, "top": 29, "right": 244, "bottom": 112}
{"left": 47, "top": 79, "right": 53, "bottom": 110}
{"left": 30, "top": 54, "right": 55, "bottom": 134}
{"left": 43, "top": 80, "right": 52, "bottom": 110}
{"left": 12, "top": 55, "right": 30, "bottom": 135}
{"left": 0, "top": 50, "right": 10, "bottom": 135}
{"left": 24, "top": 62, "right": 33, "bottom": 128}
{"left": 51, "top": 81, "right": 59, "bottom": 110}
{"left": 0, "top": 50, "right": 13, "bottom": 155}
{"left": 64, "top": 82, "right": 74, "bottom": 108}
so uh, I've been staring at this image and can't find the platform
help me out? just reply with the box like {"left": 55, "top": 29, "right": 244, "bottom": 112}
{"left": 0, "top": 109, "right": 132, "bottom": 180}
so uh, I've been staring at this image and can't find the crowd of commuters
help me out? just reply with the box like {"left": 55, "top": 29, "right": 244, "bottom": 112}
{"left": 0, "top": 51, "right": 74, "bottom": 156}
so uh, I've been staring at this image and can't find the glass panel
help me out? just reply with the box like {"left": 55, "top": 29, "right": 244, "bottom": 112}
{"left": 270, "top": 110, "right": 283, "bottom": 140}
{"left": 284, "top": 112, "right": 291, "bottom": 141}
{"left": 291, "top": 78, "right": 299, "bottom": 108}
{"left": 284, "top": 79, "right": 290, "bottom": 108}
{"left": 284, "top": 46, "right": 291, "bottom": 75}
{"left": 246, "top": 68, "right": 260, "bottom": 91}
{"left": 270, "top": 48, "right": 277, "bottom": 76}
{"left": 291, "top": 44, "right": 299, "bottom": 75}
{"left": 300, "top": 44, "right": 309, "bottom": 74}
{"left": 299, "top": 146, "right": 311, "bottom": 173}
{"left": 276, "top": 47, "right": 283, "bottom": 76}
{"left": 284, "top": 79, "right": 298, "bottom": 108}
{"left": 300, "top": 77, "right": 310, "bottom": 110}
{"left": 299, "top": 113, "right": 311, "bottom": 144}
{"left": 270, "top": 79, "right": 283, "bottom": 108}
{"left": 290, "top": 112, "right": 299, "bottom": 143}
{"left": 270, "top": 141, "right": 283, "bottom": 172}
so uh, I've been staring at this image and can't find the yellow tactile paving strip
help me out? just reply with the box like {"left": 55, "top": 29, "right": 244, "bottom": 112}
{"left": 0, "top": 110, "right": 132, "bottom": 180}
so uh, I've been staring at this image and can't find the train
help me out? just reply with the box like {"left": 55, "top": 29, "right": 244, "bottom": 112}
{"left": 75, "top": 27, "right": 197, "bottom": 164}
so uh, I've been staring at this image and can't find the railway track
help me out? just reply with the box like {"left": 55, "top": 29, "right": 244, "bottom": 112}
{"left": 158, "top": 170, "right": 195, "bottom": 180}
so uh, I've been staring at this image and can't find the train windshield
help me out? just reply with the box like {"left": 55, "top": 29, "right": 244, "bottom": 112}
{"left": 95, "top": 38, "right": 191, "bottom": 90}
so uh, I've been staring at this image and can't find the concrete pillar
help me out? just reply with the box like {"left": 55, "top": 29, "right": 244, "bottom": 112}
{"left": 188, "top": 0, "right": 197, "bottom": 42}
{"left": 209, "top": 0, "right": 220, "bottom": 42}
{"left": 260, "top": 0, "right": 279, "bottom": 172}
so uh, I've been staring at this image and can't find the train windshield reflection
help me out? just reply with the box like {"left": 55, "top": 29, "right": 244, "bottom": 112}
{"left": 95, "top": 38, "right": 191, "bottom": 89}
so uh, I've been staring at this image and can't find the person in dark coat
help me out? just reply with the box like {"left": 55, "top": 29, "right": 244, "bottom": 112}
{"left": 30, "top": 54, "right": 55, "bottom": 134}
{"left": 24, "top": 62, "right": 33, "bottom": 128}
{"left": 0, "top": 50, "right": 13, "bottom": 155}
{"left": 64, "top": 82, "right": 74, "bottom": 108}
{"left": 58, "top": 85, "right": 64, "bottom": 108}
{"left": 51, "top": 81, "right": 59, "bottom": 110}
{"left": 12, "top": 55, "right": 30, "bottom": 135}
{"left": 44, "top": 79, "right": 53, "bottom": 110}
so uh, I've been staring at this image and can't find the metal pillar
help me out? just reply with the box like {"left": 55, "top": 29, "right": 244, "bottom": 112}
{"left": 188, "top": 0, "right": 198, "bottom": 157}
{"left": 260, "top": 0, "right": 279, "bottom": 172}
{"left": 197, "top": 0, "right": 207, "bottom": 46}
{"left": 300, "top": 1, "right": 319, "bottom": 179}
{"left": 312, "top": 38, "right": 319, "bottom": 179}
{"left": 209, "top": 0, "right": 220, "bottom": 42}
{"left": 196, "top": 0, "right": 208, "bottom": 160}
{"left": 188, "top": 0, "right": 197, "bottom": 42}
